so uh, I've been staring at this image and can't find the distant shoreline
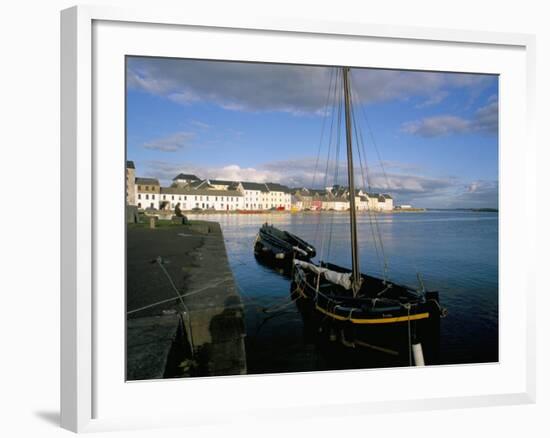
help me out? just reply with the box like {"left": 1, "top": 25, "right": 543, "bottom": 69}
{"left": 426, "top": 208, "right": 499, "bottom": 213}
{"left": 140, "top": 208, "right": 428, "bottom": 217}
{"left": 137, "top": 207, "right": 499, "bottom": 217}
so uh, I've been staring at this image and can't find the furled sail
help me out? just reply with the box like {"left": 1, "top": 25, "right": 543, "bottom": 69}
{"left": 293, "top": 259, "right": 362, "bottom": 290}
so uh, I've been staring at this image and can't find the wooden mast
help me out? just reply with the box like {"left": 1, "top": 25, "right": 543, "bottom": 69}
{"left": 342, "top": 67, "right": 361, "bottom": 295}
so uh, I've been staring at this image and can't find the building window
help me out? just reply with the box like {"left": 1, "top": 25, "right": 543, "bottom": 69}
{"left": 138, "top": 194, "right": 141, "bottom": 200}
{"left": 145, "top": 194, "right": 149, "bottom": 200}
{"left": 184, "top": 196, "right": 187, "bottom": 201}
{"left": 145, "top": 186, "right": 149, "bottom": 191}
{"left": 171, "top": 195, "right": 174, "bottom": 200}
{"left": 163, "top": 195, "right": 166, "bottom": 200}
{"left": 152, "top": 195, "right": 155, "bottom": 200}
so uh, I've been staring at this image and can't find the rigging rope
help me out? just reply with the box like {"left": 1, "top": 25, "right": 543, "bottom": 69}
{"left": 149, "top": 256, "right": 196, "bottom": 356}
{"left": 317, "top": 68, "right": 342, "bottom": 262}
{"left": 316, "top": 68, "right": 339, "bottom": 259}
{"left": 350, "top": 70, "right": 425, "bottom": 291}
{"left": 346, "top": 74, "right": 390, "bottom": 281}
{"left": 310, "top": 67, "right": 335, "bottom": 190}
{"left": 350, "top": 91, "right": 386, "bottom": 280}
{"left": 326, "top": 70, "right": 344, "bottom": 262}
{"left": 312, "top": 68, "right": 336, "bottom": 253}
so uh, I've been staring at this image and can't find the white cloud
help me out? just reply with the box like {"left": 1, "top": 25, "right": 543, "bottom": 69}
{"left": 415, "top": 91, "right": 449, "bottom": 108}
{"left": 472, "top": 101, "right": 498, "bottom": 133}
{"left": 454, "top": 180, "right": 498, "bottom": 207}
{"left": 465, "top": 180, "right": 497, "bottom": 194}
{"left": 401, "top": 98, "right": 498, "bottom": 137}
{"left": 127, "top": 57, "right": 495, "bottom": 115}
{"left": 142, "top": 132, "right": 195, "bottom": 152}
{"left": 140, "top": 158, "right": 454, "bottom": 197}
{"left": 189, "top": 120, "right": 210, "bottom": 129}
{"left": 209, "top": 164, "right": 281, "bottom": 183}
{"left": 135, "top": 158, "right": 496, "bottom": 208}
{"left": 401, "top": 115, "right": 471, "bottom": 137}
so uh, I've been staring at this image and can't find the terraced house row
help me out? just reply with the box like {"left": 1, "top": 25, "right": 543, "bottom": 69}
{"left": 126, "top": 161, "right": 393, "bottom": 212}
{"left": 291, "top": 186, "right": 393, "bottom": 212}
{"left": 126, "top": 161, "right": 292, "bottom": 211}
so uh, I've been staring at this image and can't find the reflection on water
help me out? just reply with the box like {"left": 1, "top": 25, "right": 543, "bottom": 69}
{"left": 188, "top": 210, "right": 498, "bottom": 372}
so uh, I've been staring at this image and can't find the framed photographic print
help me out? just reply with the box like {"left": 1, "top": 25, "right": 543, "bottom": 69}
{"left": 61, "top": 5, "right": 536, "bottom": 432}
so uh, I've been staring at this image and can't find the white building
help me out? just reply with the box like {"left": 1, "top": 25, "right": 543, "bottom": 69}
{"left": 209, "top": 179, "right": 238, "bottom": 190}
{"left": 357, "top": 191, "right": 394, "bottom": 212}
{"left": 160, "top": 186, "right": 244, "bottom": 211}
{"left": 322, "top": 197, "right": 349, "bottom": 211}
{"left": 240, "top": 182, "right": 265, "bottom": 210}
{"left": 313, "top": 186, "right": 395, "bottom": 212}
{"left": 378, "top": 194, "right": 394, "bottom": 211}
{"left": 265, "top": 183, "right": 292, "bottom": 210}
{"left": 127, "top": 163, "right": 384, "bottom": 213}
{"left": 135, "top": 177, "right": 161, "bottom": 210}
{"left": 172, "top": 173, "right": 200, "bottom": 185}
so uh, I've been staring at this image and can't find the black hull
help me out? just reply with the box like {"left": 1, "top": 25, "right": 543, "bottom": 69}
{"left": 253, "top": 224, "right": 316, "bottom": 268}
{"left": 291, "top": 262, "right": 443, "bottom": 364}
{"left": 253, "top": 247, "right": 293, "bottom": 278}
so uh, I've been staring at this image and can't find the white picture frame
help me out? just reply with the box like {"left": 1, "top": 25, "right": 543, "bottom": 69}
{"left": 60, "top": 5, "right": 536, "bottom": 433}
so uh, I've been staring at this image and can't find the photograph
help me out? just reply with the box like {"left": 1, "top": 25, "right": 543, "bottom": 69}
{"left": 125, "top": 56, "right": 499, "bottom": 380}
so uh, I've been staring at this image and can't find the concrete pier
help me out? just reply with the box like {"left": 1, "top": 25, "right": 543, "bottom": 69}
{"left": 126, "top": 220, "right": 246, "bottom": 380}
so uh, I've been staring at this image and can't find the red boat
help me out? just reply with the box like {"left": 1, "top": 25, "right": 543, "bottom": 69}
{"left": 236, "top": 209, "right": 266, "bottom": 214}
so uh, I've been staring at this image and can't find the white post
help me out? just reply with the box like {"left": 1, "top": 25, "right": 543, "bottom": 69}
{"left": 412, "top": 343, "right": 425, "bottom": 366}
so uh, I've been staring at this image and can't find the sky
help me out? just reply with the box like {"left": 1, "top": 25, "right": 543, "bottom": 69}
{"left": 126, "top": 56, "right": 499, "bottom": 209}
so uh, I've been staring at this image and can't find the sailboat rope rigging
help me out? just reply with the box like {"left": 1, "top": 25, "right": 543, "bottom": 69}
{"left": 349, "top": 70, "right": 425, "bottom": 285}
{"left": 310, "top": 67, "right": 391, "bottom": 284}
{"left": 292, "top": 263, "right": 423, "bottom": 310}
{"left": 349, "top": 80, "right": 388, "bottom": 279}
{"left": 313, "top": 67, "right": 336, "bottom": 260}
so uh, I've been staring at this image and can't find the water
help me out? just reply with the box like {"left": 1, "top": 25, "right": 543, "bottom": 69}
{"left": 189, "top": 210, "right": 499, "bottom": 372}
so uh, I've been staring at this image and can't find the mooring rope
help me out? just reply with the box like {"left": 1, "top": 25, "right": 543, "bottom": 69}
{"left": 126, "top": 276, "right": 234, "bottom": 315}
{"left": 261, "top": 292, "right": 303, "bottom": 314}
{"left": 150, "top": 256, "right": 197, "bottom": 356}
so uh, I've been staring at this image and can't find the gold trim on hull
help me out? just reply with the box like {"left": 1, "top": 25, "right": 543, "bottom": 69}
{"left": 315, "top": 305, "right": 430, "bottom": 324}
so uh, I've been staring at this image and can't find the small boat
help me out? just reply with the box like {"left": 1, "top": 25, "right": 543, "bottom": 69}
{"left": 237, "top": 209, "right": 266, "bottom": 214}
{"left": 254, "top": 223, "right": 316, "bottom": 266}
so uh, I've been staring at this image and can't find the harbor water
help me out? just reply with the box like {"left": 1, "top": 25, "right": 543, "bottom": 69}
{"left": 189, "top": 210, "right": 499, "bottom": 373}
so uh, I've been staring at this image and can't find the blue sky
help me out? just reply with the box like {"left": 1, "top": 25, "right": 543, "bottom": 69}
{"left": 126, "top": 57, "right": 498, "bottom": 208}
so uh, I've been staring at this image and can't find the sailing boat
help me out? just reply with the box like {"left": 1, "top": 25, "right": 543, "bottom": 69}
{"left": 254, "top": 222, "right": 316, "bottom": 267}
{"left": 291, "top": 67, "right": 445, "bottom": 365}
